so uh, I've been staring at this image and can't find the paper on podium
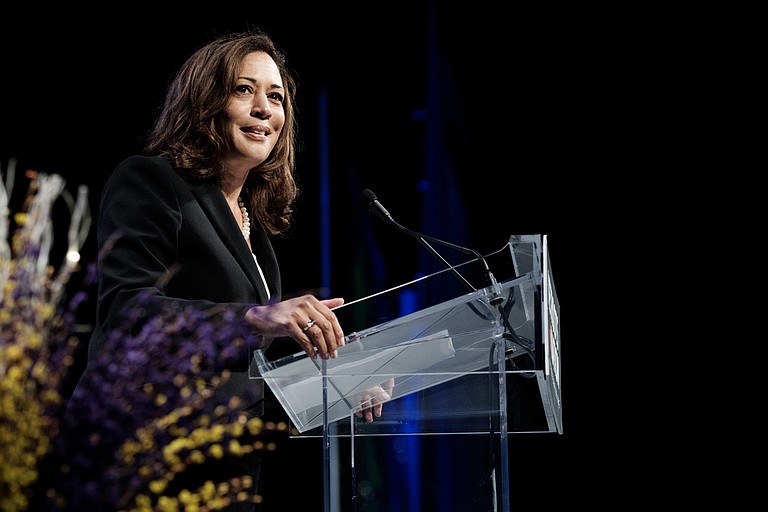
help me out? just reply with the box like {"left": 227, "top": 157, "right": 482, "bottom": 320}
{"left": 257, "top": 330, "right": 454, "bottom": 415}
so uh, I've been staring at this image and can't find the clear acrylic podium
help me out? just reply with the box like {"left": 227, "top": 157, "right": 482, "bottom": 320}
{"left": 251, "top": 234, "right": 562, "bottom": 511}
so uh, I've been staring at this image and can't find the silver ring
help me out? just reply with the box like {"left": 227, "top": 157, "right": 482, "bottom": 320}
{"left": 302, "top": 319, "right": 316, "bottom": 332}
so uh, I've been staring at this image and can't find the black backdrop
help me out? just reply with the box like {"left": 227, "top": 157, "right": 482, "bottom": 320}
{"left": 2, "top": 3, "right": 721, "bottom": 509}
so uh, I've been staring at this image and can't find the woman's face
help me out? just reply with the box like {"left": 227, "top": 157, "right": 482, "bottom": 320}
{"left": 219, "top": 51, "right": 285, "bottom": 174}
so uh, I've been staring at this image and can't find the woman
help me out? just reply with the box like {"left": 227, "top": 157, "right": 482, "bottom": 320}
{"left": 67, "top": 29, "right": 385, "bottom": 511}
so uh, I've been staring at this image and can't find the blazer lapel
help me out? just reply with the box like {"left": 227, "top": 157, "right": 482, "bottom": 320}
{"left": 192, "top": 182, "right": 272, "bottom": 303}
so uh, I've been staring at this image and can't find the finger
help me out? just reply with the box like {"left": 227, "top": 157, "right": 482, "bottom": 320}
{"left": 311, "top": 318, "right": 334, "bottom": 359}
{"left": 361, "top": 402, "right": 373, "bottom": 423}
{"left": 303, "top": 324, "right": 328, "bottom": 359}
{"left": 371, "top": 385, "right": 390, "bottom": 418}
{"left": 356, "top": 392, "right": 374, "bottom": 422}
{"left": 320, "top": 298, "right": 346, "bottom": 349}
{"left": 316, "top": 311, "right": 344, "bottom": 356}
{"left": 300, "top": 322, "right": 326, "bottom": 359}
{"left": 384, "top": 378, "right": 395, "bottom": 396}
{"left": 299, "top": 314, "right": 332, "bottom": 359}
{"left": 356, "top": 407, "right": 373, "bottom": 422}
{"left": 331, "top": 315, "right": 345, "bottom": 350}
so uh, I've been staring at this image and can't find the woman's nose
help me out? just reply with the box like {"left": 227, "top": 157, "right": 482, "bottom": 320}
{"left": 251, "top": 96, "right": 272, "bottom": 118}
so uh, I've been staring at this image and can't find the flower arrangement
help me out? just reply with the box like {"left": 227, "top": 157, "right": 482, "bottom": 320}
{"left": 1, "top": 159, "right": 285, "bottom": 511}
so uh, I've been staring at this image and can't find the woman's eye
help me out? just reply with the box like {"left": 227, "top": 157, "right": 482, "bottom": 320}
{"left": 269, "top": 92, "right": 284, "bottom": 103}
{"left": 235, "top": 84, "right": 252, "bottom": 94}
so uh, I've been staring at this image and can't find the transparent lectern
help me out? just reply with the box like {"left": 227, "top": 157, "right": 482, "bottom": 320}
{"left": 251, "top": 234, "right": 562, "bottom": 512}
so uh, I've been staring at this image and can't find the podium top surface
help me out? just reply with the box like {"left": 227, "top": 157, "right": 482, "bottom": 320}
{"left": 250, "top": 234, "right": 562, "bottom": 435}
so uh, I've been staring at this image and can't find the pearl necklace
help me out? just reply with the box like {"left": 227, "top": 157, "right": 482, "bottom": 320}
{"left": 238, "top": 196, "right": 251, "bottom": 240}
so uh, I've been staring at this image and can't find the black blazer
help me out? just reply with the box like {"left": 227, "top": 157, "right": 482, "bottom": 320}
{"left": 83, "top": 154, "right": 281, "bottom": 408}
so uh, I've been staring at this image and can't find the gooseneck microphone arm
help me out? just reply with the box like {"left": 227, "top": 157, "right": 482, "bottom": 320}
{"left": 362, "top": 189, "right": 502, "bottom": 304}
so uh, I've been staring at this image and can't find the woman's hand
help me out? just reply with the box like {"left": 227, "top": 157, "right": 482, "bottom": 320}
{"left": 356, "top": 378, "right": 395, "bottom": 422}
{"left": 245, "top": 295, "right": 345, "bottom": 359}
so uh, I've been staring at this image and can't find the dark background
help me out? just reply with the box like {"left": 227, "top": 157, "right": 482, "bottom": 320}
{"left": 1, "top": 3, "right": 724, "bottom": 509}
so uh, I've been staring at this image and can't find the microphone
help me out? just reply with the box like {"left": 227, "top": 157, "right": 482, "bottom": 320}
{"left": 362, "top": 189, "right": 533, "bottom": 364}
{"left": 361, "top": 189, "right": 502, "bottom": 304}
{"left": 362, "top": 189, "right": 393, "bottom": 223}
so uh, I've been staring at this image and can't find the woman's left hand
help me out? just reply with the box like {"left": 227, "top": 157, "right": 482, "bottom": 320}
{"left": 356, "top": 378, "right": 395, "bottom": 422}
